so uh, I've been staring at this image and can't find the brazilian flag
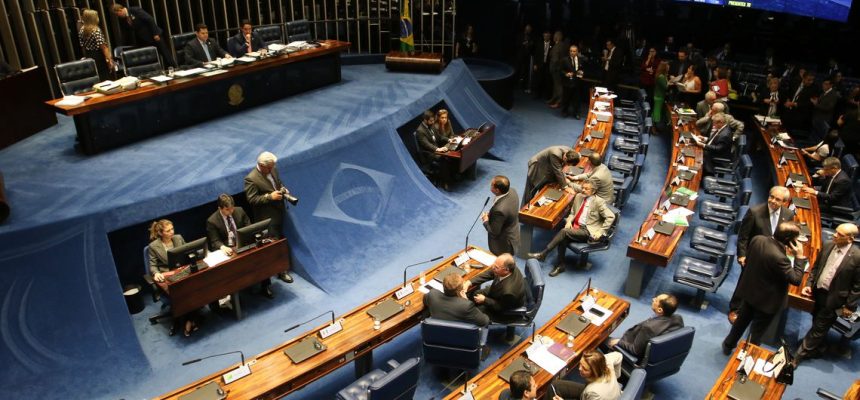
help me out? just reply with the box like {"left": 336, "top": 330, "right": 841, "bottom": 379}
{"left": 399, "top": 0, "right": 414, "bottom": 52}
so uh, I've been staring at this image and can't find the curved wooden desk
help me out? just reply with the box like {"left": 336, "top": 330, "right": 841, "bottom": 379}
{"left": 706, "top": 341, "right": 787, "bottom": 400}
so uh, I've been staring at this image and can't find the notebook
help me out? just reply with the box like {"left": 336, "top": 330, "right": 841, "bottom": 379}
{"left": 556, "top": 313, "right": 590, "bottom": 337}
{"left": 727, "top": 378, "right": 765, "bottom": 400}
{"left": 654, "top": 221, "right": 677, "bottom": 235}
{"left": 367, "top": 298, "right": 404, "bottom": 322}
{"left": 544, "top": 188, "right": 564, "bottom": 202}
{"left": 498, "top": 357, "right": 538, "bottom": 382}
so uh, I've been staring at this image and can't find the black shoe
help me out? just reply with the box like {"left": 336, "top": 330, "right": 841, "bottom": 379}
{"left": 575, "top": 114, "right": 582, "bottom": 120}
{"left": 262, "top": 286, "right": 275, "bottom": 299}
{"left": 721, "top": 343, "right": 733, "bottom": 356}
{"left": 549, "top": 265, "right": 566, "bottom": 277}
{"left": 527, "top": 252, "right": 546, "bottom": 261}
{"left": 279, "top": 272, "right": 294, "bottom": 283}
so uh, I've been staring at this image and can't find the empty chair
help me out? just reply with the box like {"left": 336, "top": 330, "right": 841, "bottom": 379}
{"left": 690, "top": 206, "right": 747, "bottom": 258}
{"left": 832, "top": 138, "right": 845, "bottom": 159}
{"left": 491, "top": 260, "right": 545, "bottom": 342}
{"left": 170, "top": 32, "right": 197, "bottom": 67}
{"left": 614, "top": 176, "right": 634, "bottom": 209}
{"left": 336, "top": 358, "right": 421, "bottom": 400}
{"left": 619, "top": 369, "right": 647, "bottom": 400}
{"left": 702, "top": 155, "right": 752, "bottom": 201}
{"left": 54, "top": 58, "right": 100, "bottom": 95}
{"left": 674, "top": 235, "right": 737, "bottom": 306}
{"left": 566, "top": 205, "right": 621, "bottom": 269}
{"left": 256, "top": 24, "right": 284, "bottom": 46}
{"left": 112, "top": 46, "right": 133, "bottom": 76}
{"left": 842, "top": 153, "right": 858, "bottom": 182}
{"left": 421, "top": 318, "right": 484, "bottom": 373}
{"left": 286, "top": 19, "right": 313, "bottom": 42}
{"left": 614, "top": 133, "right": 649, "bottom": 156}
{"left": 713, "top": 135, "right": 747, "bottom": 176}
{"left": 122, "top": 46, "right": 163, "bottom": 78}
{"left": 699, "top": 188, "right": 749, "bottom": 230}
{"left": 616, "top": 326, "right": 695, "bottom": 385}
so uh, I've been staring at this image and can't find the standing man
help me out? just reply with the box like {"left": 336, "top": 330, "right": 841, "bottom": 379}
{"left": 560, "top": 44, "right": 584, "bottom": 119}
{"left": 228, "top": 19, "right": 266, "bottom": 57}
{"left": 111, "top": 4, "right": 175, "bottom": 67}
{"left": 547, "top": 31, "right": 569, "bottom": 108}
{"left": 722, "top": 222, "right": 805, "bottom": 353}
{"left": 515, "top": 24, "right": 535, "bottom": 93}
{"left": 607, "top": 294, "right": 684, "bottom": 358}
{"left": 523, "top": 146, "right": 580, "bottom": 206}
{"left": 796, "top": 223, "right": 860, "bottom": 361}
{"left": 782, "top": 73, "right": 819, "bottom": 132}
{"left": 467, "top": 253, "right": 526, "bottom": 324}
{"left": 528, "top": 181, "right": 615, "bottom": 277}
{"left": 812, "top": 79, "right": 841, "bottom": 129}
{"left": 801, "top": 156, "right": 853, "bottom": 211}
{"left": 533, "top": 31, "right": 554, "bottom": 100}
{"left": 568, "top": 153, "right": 614, "bottom": 204}
{"left": 482, "top": 176, "right": 520, "bottom": 256}
{"left": 602, "top": 39, "right": 623, "bottom": 90}
{"left": 184, "top": 24, "right": 231, "bottom": 67}
{"left": 729, "top": 186, "right": 795, "bottom": 323}
{"left": 695, "top": 103, "right": 743, "bottom": 139}
{"left": 244, "top": 151, "right": 294, "bottom": 285}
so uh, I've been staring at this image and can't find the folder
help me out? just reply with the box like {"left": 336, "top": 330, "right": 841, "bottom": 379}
{"left": 654, "top": 221, "right": 676, "bottom": 235}
{"left": 434, "top": 265, "right": 467, "bottom": 283}
{"left": 543, "top": 188, "right": 564, "bottom": 202}
{"left": 556, "top": 313, "right": 590, "bottom": 337}
{"left": 727, "top": 377, "right": 765, "bottom": 400}
{"left": 366, "top": 298, "right": 404, "bottom": 322}
{"left": 498, "top": 356, "right": 538, "bottom": 382}
{"left": 792, "top": 197, "right": 812, "bottom": 210}
{"left": 283, "top": 337, "right": 327, "bottom": 364}
{"left": 178, "top": 381, "right": 227, "bottom": 400}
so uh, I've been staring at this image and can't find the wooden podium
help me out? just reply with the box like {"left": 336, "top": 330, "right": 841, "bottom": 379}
{"left": 0, "top": 66, "right": 58, "bottom": 149}
{"left": 385, "top": 51, "right": 445, "bottom": 73}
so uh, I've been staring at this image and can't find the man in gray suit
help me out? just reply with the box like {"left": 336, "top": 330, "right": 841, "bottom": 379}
{"left": 482, "top": 176, "right": 520, "bottom": 256}
{"left": 569, "top": 153, "right": 614, "bottom": 204}
{"left": 528, "top": 181, "right": 616, "bottom": 277}
{"left": 523, "top": 146, "right": 580, "bottom": 206}
{"left": 244, "top": 151, "right": 294, "bottom": 287}
{"left": 695, "top": 91, "right": 729, "bottom": 119}
{"left": 695, "top": 102, "right": 744, "bottom": 139}
{"left": 608, "top": 293, "right": 684, "bottom": 357}
{"left": 424, "top": 273, "right": 490, "bottom": 327}
{"left": 796, "top": 223, "right": 860, "bottom": 362}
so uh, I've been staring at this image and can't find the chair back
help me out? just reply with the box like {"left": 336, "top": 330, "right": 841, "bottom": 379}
{"left": 639, "top": 326, "right": 695, "bottom": 383}
{"left": 143, "top": 246, "right": 150, "bottom": 276}
{"left": 421, "top": 318, "right": 483, "bottom": 370}
{"left": 286, "top": 19, "right": 312, "bottom": 42}
{"left": 256, "top": 25, "right": 284, "bottom": 46}
{"left": 122, "top": 46, "right": 163, "bottom": 78}
{"left": 55, "top": 58, "right": 99, "bottom": 95}
{"left": 171, "top": 32, "right": 197, "bottom": 67}
{"left": 842, "top": 153, "right": 858, "bottom": 182}
{"left": 619, "top": 368, "right": 647, "bottom": 400}
{"left": 614, "top": 176, "right": 634, "bottom": 209}
{"left": 738, "top": 154, "right": 753, "bottom": 179}
{"left": 832, "top": 139, "right": 845, "bottom": 159}
{"left": 368, "top": 357, "right": 421, "bottom": 400}
{"left": 522, "top": 259, "right": 545, "bottom": 323}
{"left": 631, "top": 154, "right": 646, "bottom": 188}
{"left": 736, "top": 178, "right": 753, "bottom": 207}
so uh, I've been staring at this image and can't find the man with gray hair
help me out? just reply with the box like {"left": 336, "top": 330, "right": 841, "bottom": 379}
{"left": 568, "top": 153, "right": 614, "bottom": 204}
{"left": 467, "top": 253, "right": 526, "bottom": 324}
{"left": 695, "top": 101, "right": 744, "bottom": 139}
{"left": 695, "top": 90, "right": 723, "bottom": 119}
{"left": 244, "top": 151, "right": 294, "bottom": 292}
{"left": 801, "top": 156, "right": 853, "bottom": 210}
{"left": 693, "top": 112, "right": 733, "bottom": 175}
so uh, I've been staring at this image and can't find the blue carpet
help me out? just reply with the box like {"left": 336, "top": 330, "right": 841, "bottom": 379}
{"left": 0, "top": 60, "right": 856, "bottom": 399}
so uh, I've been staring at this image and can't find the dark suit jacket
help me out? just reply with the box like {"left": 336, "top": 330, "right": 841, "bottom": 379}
{"left": 183, "top": 38, "right": 228, "bottom": 67}
{"left": 702, "top": 125, "right": 732, "bottom": 174}
{"left": 470, "top": 267, "right": 526, "bottom": 318}
{"left": 816, "top": 170, "right": 853, "bottom": 209}
{"left": 423, "top": 290, "right": 490, "bottom": 327}
{"left": 228, "top": 32, "right": 266, "bottom": 57}
{"left": 534, "top": 40, "right": 554, "bottom": 67}
{"left": 813, "top": 88, "right": 840, "bottom": 123}
{"left": 737, "top": 203, "right": 795, "bottom": 259}
{"left": 784, "top": 83, "right": 820, "bottom": 129}
{"left": 617, "top": 314, "right": 684, "bottom": 357}
{"left": 244, "top": 167, "right": 286, "bottom": 237}
{"left": 669, "top": 59, "right": 690, "bottom": 80}
{"left": 806, "top": 242, "right": 860, "bottom": 311}
{"left": 527, "top": 145, "right": 571, "bottom": 190}
{"left": 120, "top": 7, "right": 162, "bottom": 46}
{"left": 560, "top": 55, "right": 584, "bottom": 88}
{"left": 483, "top": 190, "right": 521, "bottom": 256}
{"left": 415, "top": 122, "right": 446, "bottom": 167}
{"left": 735, "top": 235, "right": 805, "bottom": 314}
{"left": 206, "top": 207, "right": 251, "bottom": 250}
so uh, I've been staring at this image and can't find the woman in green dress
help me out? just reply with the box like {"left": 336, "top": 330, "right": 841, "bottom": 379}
{"left": 652, "top": 61, "right": 669, "bottom": 127}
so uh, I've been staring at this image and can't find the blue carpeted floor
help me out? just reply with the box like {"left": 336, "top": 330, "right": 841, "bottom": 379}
{"left": 0, "top": 60, "right": 857, "bottom": 399}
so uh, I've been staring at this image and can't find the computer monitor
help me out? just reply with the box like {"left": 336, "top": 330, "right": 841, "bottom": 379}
{"left": 166, "top": 237, "right": 208, "bottom": 270}
{"left": 237, "top": 218, "right": 272, "bottom": 251}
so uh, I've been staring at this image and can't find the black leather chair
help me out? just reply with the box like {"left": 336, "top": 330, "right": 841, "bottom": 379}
{"left": 619, "top": 368, "right": 647, "bottom": 400}
{"left": 256, "top": 25, "right": 284, "bottom": 46}
{"left": 616, "top": 326, "right": 695, "bottom": 385}
{"left": 614, "top": 176, "right": 634, "bottom": 209}
{"left": 286, "top": 19, "right": 313, "bottom": 42}
{"left": 54, "top": 58, "right": 100, "bottom": 95}
{"left": 702, "top": 154, "right": 752, "bottom": 201}
{"left": 566, "top": 205, "right": 621, "bottom": 269}
{"left": 170, "top": 32, "right": 197, "bottom": 67}
{"left": 491, "top": 260, "right": 545, "bottom": 342}
{"left": 112, "top": 46, "right": 133, "bottom": 76}
{"left": 674, "top": 235, "right": 737, "bottom": 307}
{"left": 122, "top": 46, "right": 163, "bottom": 78}
{"left": 421, "top": 318, "right": 484, "bottom": 373}
{"left": 690, "top": 206, "right": 747, "bottom": 258}
{"left": 143, "top": 246, "right": 173, "bottom": 332}
{"left": 336, "top": 357, "right": 421, "bottom": 400}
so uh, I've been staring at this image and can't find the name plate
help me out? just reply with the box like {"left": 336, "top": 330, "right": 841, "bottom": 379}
{"left": 394, "top": 284, "right": 414, "bottom": 300}
{"left": 319, "top": 321, "right": 343, "bottom": 339}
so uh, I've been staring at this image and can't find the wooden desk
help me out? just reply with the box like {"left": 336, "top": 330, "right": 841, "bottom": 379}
{"left": 157, "top": 239, "right": 290, "bottom": 319}
{"left": 384, "top": 51, "right": 445, "bottom": 73}
{"left": 46, "top": 41, "right": 350, "bottom": 154}
{"left": 157, "top": 248, "right": 492, "bottom": 400}
{"left": 518, "top": 94, "right": 614, "bottom": 254}
{"left": 0, "top": 66, "right": 57, "bottom": 149}
{"left": 624, "top": 109, "right": 704, "bottom": 297}
{"left": 443, "top": 288, "right": 629, "bottom": 399}
{"left": 441, "top": 124, "right": 496, "bottom": 175}
{"left": 753, "top": 119, "right": 820, "bottom": 313}
{"left": 706, "top": 341, "right": 786, "bottom": 400}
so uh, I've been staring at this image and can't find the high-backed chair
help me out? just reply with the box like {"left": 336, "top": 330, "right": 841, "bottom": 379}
{"left": 619, "top": 368, "right": 647, "bottom": 400}
{"left": 54, "top": 58, "right": 100, "bottom": 95}
{"left": 286, "top": 19, "right": 312, "bottom": 42}
{"left": 674, "top": 235, "right": 737, "bottom": 307}
{"left": 122, "top": 46, "right": 163, "bottom": 78}
{"left": 614, "top": 176, "right": 634, "bottom": 209}
{"left": 690, "top": 206, "right": 746, "bottom": 258}
{"left": 421, "top": 318, "right": 484, "bottom": 372}
{"left": 256, "top": 25, "right": 284, "bottom": 46}
{"left": 336, "top": 357, "right": 421, "bottom": 400}
{"left": 616, "top": 326, "right": 695, "bottom": 384}
{"left": 112, "top": 46, "right": 133, "bottom": 76}
{"left": 143, "top": 246, "right": 173, "bottom": 332}
{"left": 566, "top": 205, "right": 620, "bottom": 270}
{"left": 170, "top": 32, "right": 197, "bottom": 67}
{"left": 491, "top": 260, "right": 545, "bottom": 342}
{"left": 478, "top": 121, "right": 495, "bottom": 134}
{"left": 702, "top": 154, "right": 752, "bottom": 201}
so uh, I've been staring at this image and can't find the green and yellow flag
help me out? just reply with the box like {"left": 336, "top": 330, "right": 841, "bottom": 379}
{"left": 399, "top": 0, "right": 414, "bottom": 52}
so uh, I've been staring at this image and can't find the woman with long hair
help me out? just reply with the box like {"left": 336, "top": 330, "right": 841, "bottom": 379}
{"left": 678, "top": 64, "right": 703, "bottom": 106}
{"left": 435, "top": 109, "right": 454, "bottom": 139}
{"left": 652, "top": 61, "right": 670, "bottom": 128}
{"left": 148, "top": 219, "right": 199, "bottom": 337}
{"left": 639, "top": 47, "right": 659, "bottom": 97}
{"left": 79, "top": 9, "right": 113, "bottom": 80}
{"left": 547, "top": 350, "right": 622, "bottom": 399}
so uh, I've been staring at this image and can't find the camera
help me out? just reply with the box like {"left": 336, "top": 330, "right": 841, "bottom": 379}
{"left": 279, "top": 187, "right": 299, "bottom": 206}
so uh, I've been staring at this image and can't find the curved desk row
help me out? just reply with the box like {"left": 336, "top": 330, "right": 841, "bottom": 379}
{"left": 706, "top": 341, "right": 787, "bottom": 400}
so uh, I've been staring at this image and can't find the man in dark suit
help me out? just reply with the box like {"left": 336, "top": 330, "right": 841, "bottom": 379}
{"left": 523, "top": 146, "right": 580, "bottom": 206}
{"left": 782, "top": 73, "right": 819, "bottom": 132}
{"left": 669, "top": 49, "right": 691, "bottom": 85}
{"left": 499, "top": 370, "right": 536, "bottom": 400}
{"left": 608, "top": 293, "right": 684, "bottom": 357}
{"left": 695, "top": 103, "right": 743, "bottom": 140}
{"left": 560, "top": 44, "right": 585, "bottom": 119}
{"left": 729, "top": 186, "right": 795, "bottom": 322}
{"left": 602, "top": 39, "right": 623, "bottom": 90}
{"left": 528, "top": 181, "right": 616, "bottom": 277}
{"left": 722, "top": 222, "right": 806, "bottom": 353}
{"left": 184, "top": 24, "right": 231, "bottom": 67}
{"left": 802, "top": 156, "right": 853, "bottom": 210}
{"left": 244, "top": 151, "right": 294, "bottom": 286}
{"left": 415, "top": 110, "right": 452, "bottom": 187}
{"left": 424, "top": 273, "right": 489, "bottom": 327}
{"left": 693, "top": 112, "right": 733, "bottom": 175}
{"left": 228, "top": 19, "right": 267, "bottom": 57}
{"left": 796, "top": 223, "right": 860, "bottom": 361}
{"left": 206, "top": 194, "right": 250, "bottom": 255}
{"left": 467, "top": 253, "right": 526, "bottom": 324}
{"left": 812, "top": 79, "right": 841, "bottom": 127}
{"left": 515, "top": 24, "right": 535, "bottom": 92}
{"left": 111, "top": 4, "right": 175, "bottom": 67}
{"left": 482, "top": 176, "right": 520, "bottom": 256}
{"left": 532, "top": 31, "right": 554, "bottom": 100}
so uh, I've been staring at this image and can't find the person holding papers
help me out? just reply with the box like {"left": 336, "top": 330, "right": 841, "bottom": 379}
{"left": 184, "top": 24, "right": 231, "bottom": 67}
{"left": 606, "top": 294, "right": 684, "bottom": 357}
{"left": 801, "top": 130, "right": 839, "bottom": 165}
{"left": 482, "top": 175, "right": 521, "bottom": 256}
{"left": 467, "top": 253, "right": 525, "bottom": 325}
{"left": 147, "top": 219, "right": 197, "bottom": 337}
{"left": 228, "top": 19, "right": 266, "bottom": 57}
{"left": 545, "top": 350, "right": 622, "bottom": 400}
{"left": 528, "top": 181, "right": 615, "bottom": 277}
{"left": 691, "top": 112, "right": 732, "bottom": 175}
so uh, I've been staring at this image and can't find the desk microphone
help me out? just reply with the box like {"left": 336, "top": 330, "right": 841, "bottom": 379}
{"left": 182, "top": 350, "right": 245, "bottom": 366}
{"left": 403, "top": 256, "right": 444, "bottom": 287}
{"left": 429, "top": 369, "right": 471, "bottom": 400}
{"left": 284, "top": 310, "right": 335, "bottom": 333}
{"left": 464, "top": 197, "right": 491, "bottom": 252}
{"left": 182, "top": 350, "right": 252, "bottom": 384}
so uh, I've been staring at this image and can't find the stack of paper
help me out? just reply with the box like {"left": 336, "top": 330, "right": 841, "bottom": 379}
{"left": 525, "top": 341, "right": 566, "bottom": 375}
{"left": 467, "top": 249, "right": 497, "bottom": 267}
{"left": 56, "top": 95, "right": 87, "bottom": 106}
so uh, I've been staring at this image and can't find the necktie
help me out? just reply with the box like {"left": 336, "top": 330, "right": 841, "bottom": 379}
{"left": 572, "top": 198, "right": 588, "bottom": 230}
{"left": 792, "top": 85, "right": 803, "bottom": 102}
{"left": 226, "top": 215, "right": 238, "bottom": 246}
{"left": 201, "top": 41, "right": 211, "bottom": 61}
{"left": 574, "top": 57, "right": 578, "bottom": 71}
{"left": 544, "top": 42, "right": 549, "bottom": 61}
{"left": 826, "top": 173, "right": 838, "bottom": 193}
{"left": 768, "top": 92, "right": 778, "bottom": 116}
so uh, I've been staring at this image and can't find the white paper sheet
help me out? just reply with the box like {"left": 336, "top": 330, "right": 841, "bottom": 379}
{"left": 149, "top": 75, "right": 173, "bottom": 82}
{"left": 56, "top": 95, "right": 87, "bottom": 106}
{"left": 467, "top": 249, "right": 497, "bottom": 267}
{"left": 424, "top": 279, "right": 444, "bottom": 292}
{"left": 173, "top": 68, "right": 207, "bottom": 77}
{"left": 753, "top": 358, "right": 776, "bottom": 377}
{"left": 203, "top": 249, "right": 230, "bottom": 267}
{"left": 525, "top": 342, "right": 566, "bottom": 375}
{"left": 583, "top": 304, "right": 612, "bottom": 326}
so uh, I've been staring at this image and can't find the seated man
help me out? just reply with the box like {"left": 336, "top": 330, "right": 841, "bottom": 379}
{"left": 184, "top": 23, "right": 231, "bottom": 67}
{"left": 205, "top": 193, "right": 250, "bottom": 256}
{"left": 607, "top": 293, "right": 684, "bottom": 357}
{"left": 692, "top": 112, "right": 733, "bottom": 175}
{"left": 528, "top": 181, "right": 615, "bottom": 277}
{"left": 802, "top": 156, "right": 853, "bottom": 211}
{"left": 423, "top": 273, "right": 489, "bottom": 327}
{"left": 467, "top": 253, "right": 526, "bottom": 324}
{"left": 523, "top": 146, "right": 581, "bottom": 206}
{"left": 228, "top": 19, "right": 266, "bottom": 57}
{"left": 569, "top": 153, "right": 614, "bottom": 204}
{"left": 498, "top": 370, "right": 537, "bottom": 400}
{"left": 695, "top": 102, "right": 744, "bottom": 139}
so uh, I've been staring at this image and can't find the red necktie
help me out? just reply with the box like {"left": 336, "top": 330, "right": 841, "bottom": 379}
{"left": 572, "top": 198, "right": 588, "bottom": 230}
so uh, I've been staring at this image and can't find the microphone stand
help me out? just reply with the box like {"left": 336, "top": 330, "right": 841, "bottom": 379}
{"left": 464, "top": 197, "right": 491, "bottom": 253}
{"left": 284, "top": 310, "right": 336, "bottom": 333}
{"left": 396, "top": 256, "right": 444, "bottom": 299}
{"left": 182, "top": 350, "right": 252, "bottom": 384}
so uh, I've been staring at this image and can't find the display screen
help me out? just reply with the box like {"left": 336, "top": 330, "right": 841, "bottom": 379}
{"left": 674, "top": 0, "right": 853, "bottom": 22}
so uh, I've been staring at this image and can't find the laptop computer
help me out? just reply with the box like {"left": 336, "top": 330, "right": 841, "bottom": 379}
{"left": 727, "top": 378, "right": 765, "bottom": 400}
{"left": 789, "top": 173, "right": 808, "bottom": 185}
{"left": 566, "top": 166, "right": 585, "bottom": 177}
{"left": 580, "top": 148, "right": 595, "bottom": 157}
{"left": 792, "top": 197, "right": 812, "bottom": 210}
{"left": 654, "top": 221, "right": 676, "bottom": 235}
{"left": 557, "top": 313, "right": 590, "bottom": 337}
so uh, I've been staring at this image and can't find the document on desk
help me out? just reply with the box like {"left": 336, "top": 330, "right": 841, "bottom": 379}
{"left": 201, "top": 69, "right": 228, "bottom": 77}
{"left": 424, "top": 279, "right": 444, "bottom": 292}
{"left": 467, "top": 249, "right": 497, "bottom": 266}
{"left": 56, "top": 95, "right": 88, "bottom": 106}
{"left": 583, "top": 304, "right": 613, "bottom": 326}
{"left": 149, "top": 75, "right": 173, "bottom": 83}
{"left": 525, "top": 341, "right": 566, "bottom": 375}
{"left": 203, "top": 250, "right": 230, "bottom": 267}
{"left": 753, "top": 358, "right": 776, "bottom": 378}
{"left": 174, "top": 68, "right": 207, "bottom": 77}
